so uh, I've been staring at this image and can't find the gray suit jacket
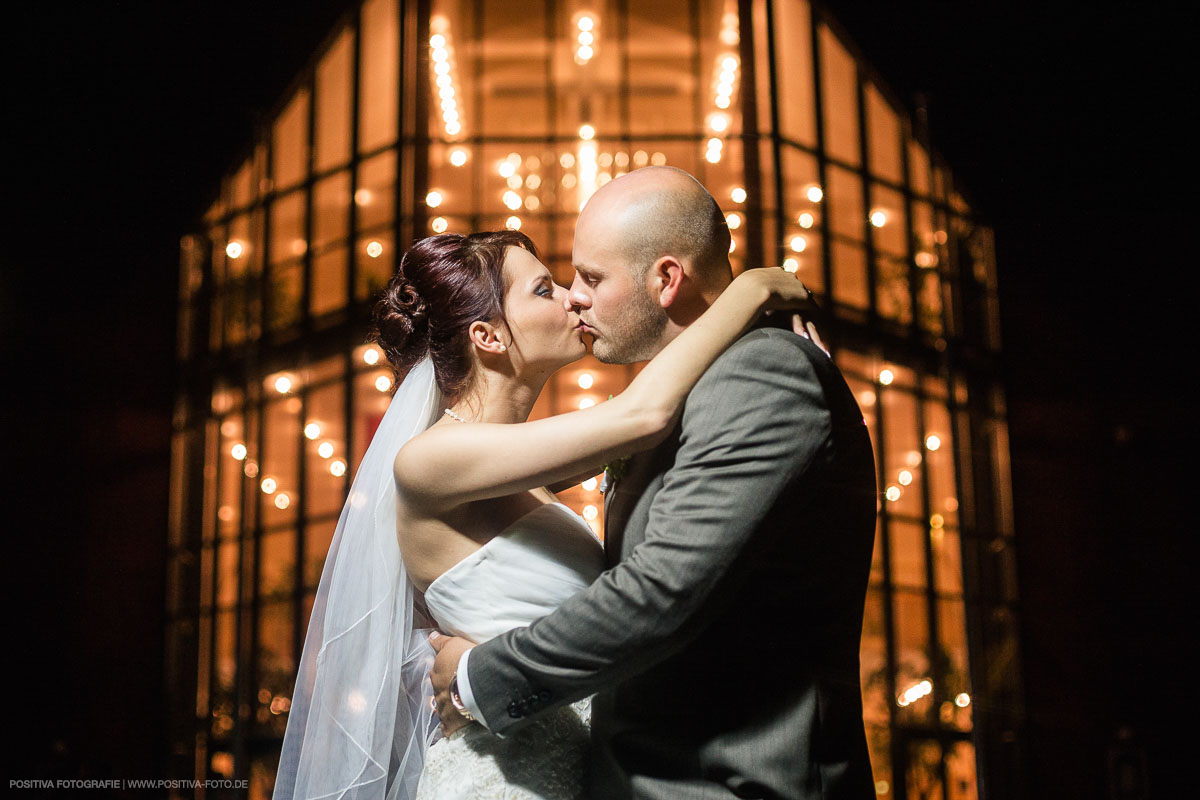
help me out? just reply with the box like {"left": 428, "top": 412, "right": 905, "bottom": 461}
{"left": 466, "top": 324, "right": 878, "bottom": 799}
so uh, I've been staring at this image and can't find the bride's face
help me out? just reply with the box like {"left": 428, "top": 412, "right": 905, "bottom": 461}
{"left": 500, "top": 246, "right": 587, "bottom": 371}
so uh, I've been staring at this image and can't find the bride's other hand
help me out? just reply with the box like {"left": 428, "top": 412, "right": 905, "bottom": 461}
{"left": 730, "top": 267, "right": 828, "bottom": 353}
{"left": 430, "top": 632, "right": 475, "bottom": 737}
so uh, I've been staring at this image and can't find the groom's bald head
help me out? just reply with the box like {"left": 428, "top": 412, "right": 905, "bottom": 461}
{"left": 576, "top": 166, "right": 732, "bottom": 290}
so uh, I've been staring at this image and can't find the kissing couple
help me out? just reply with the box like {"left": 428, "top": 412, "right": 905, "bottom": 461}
{"left": 273, "top": 166, "right": 878, "bottom": 799}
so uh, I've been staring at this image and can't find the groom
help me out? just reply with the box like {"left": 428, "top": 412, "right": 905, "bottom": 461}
{"left": 432, "top": 166, "right": 878, "bottom": 799}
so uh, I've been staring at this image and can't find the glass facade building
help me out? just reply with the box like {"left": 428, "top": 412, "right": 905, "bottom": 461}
{"left": 166, "top": 1, "right": 1022, "bottom": 797}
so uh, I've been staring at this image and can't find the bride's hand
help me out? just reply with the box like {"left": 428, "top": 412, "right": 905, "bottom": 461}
{"left": 729, "top": 267, "right": 828, "bottom": 352}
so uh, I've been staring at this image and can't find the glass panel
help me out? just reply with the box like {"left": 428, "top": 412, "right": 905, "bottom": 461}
{"left": 866, "top": 725, "right": 893, "bottom": 798}
{"left": 218, "top": 413, "right": 245, "bottom": 539}
{"left": 312, "top": 247, "right": 349, "bottom": 317}
{"left": 315, "top": 28, "right": 354, "bottom": 172}
{"left": 773, "top": 0, "right": 815, "bottom": 146}
{"left": 269, "top": 191, "right": 307, "bottom": 266}
{"left": 217, "top": 540, "right": 238, "bottom": 608}
{"left": 305, "top": 520, "right": 337, "bottom": 589}
{"left": 889, "top": 521, "right": 926, "bottom": 589}
{"left": 356, "top": 232, "right": 395, "bottom": 300}
{"left": 831, "top": 240, "right": 867, "bottom": 310}
{"left": 871, "top": 184, "right": 910, "bottom": 324}
{"left": 827, "top": 164, "right": 863, "bottom": 241}
{"left": 628, "top": 0, "right": 695, "bottom": 136}
{"left": 250, "top": 752, "right": 281, "bottom": 800}
{"left": 780, "top": 147, "right": 824, "bottom": 291}
{"left": 932, "top": 527, "right": 963, "bottom": 596}
{"left": 923, "top": 396, "right": 958, "bottom": 527}
{"left": 818, "top": 25, "right": 859, "bottom": 166}
{"left": 937, "top": 598, "right": 972, "bottom": 731}
{"left": 906, "top": 740, "right": 945, "bottom": 800}
{"left": 259, "top": 529, "right": 295, "bottom": 599}
{"left": 893, "top": 590, "right": 932, "bottom": 725}
{"left": 353, "top": 368, "right": 393, "bottom": 472}
{"left": 430, "top": 5, "right": 472, "bottom": 142}
{"left": 359, "top": 0, "right": 399, "bottom": 152}
{"left": 865, "top": 84, "right": 902, "bottom": 184}
{"left": 908, "top": 140, "right": 931, "bottom": 197}
{"left": 306, "top": 381, "right": 347, "bottom": 517}
{"left": 212, "top": 609, "right": 236, "bottom": 738}
{"left": 357, "top": 150, "right": 397, "bottom": 233}
{"left": 272, "top": 90, "right": 310, "bottom": 191}
{"left": 945, "top": 741, "right": 979, "bottom": 800}
{"left": 262, "top": 396, "right": 300, "bottom": 527}
{"left": 912, "top": 200, "right": 943, "bottom": 334}
{"left": 232, "top": 157, "right": 254, "bottom": 209}
{"left": 313, "top": 172, "right": 351, "bottom": 251}
{"left": 478, "top": 0, "right": 551, "bottom": 137}
{"left": 255, "top": 600, "right": 294, "bottom": 739}
{"left": 881, "top": 387, "right": 922, "bottom": 517}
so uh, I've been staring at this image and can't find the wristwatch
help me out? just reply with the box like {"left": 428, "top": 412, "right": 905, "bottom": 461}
{"left": 448, "top": 673, "right": 476, "bottom": 722}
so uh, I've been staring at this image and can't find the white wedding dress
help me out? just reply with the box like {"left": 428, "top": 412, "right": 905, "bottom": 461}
{"left": 415, "top": 502, "right": 605, "bottom": 800}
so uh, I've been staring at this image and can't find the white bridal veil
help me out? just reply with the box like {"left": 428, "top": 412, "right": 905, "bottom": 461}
{"left": 274, "top": 356, "right": 442, "bottom": 800}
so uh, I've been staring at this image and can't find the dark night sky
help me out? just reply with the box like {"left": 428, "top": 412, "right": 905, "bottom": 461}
{"left": 3, "top": 0, "right": 1190, "bottom": 794}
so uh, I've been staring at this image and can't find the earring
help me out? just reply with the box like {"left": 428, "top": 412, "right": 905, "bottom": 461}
{"left": 499, "top": 344, "right": 507, "bottom": 352}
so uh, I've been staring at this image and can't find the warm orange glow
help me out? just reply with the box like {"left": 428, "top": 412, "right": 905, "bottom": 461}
{"left": 789, "top": 236, "right": 807, "bottom": 253}
{"left": 955, "top": 692, "right": 971, "bottom": 708}
{"left": 725, "top": 213, "right": 741, "bottom": 230}
{"left": 885, "top": 485, "right": 901, "bottom": 502}
{"left": 431, "top": 216, "right": 448, "bottom": 233}
{"left": 878, "top": 368, "right": 894, "bottom": 386}
{"left": 578, "top": 124, "right": 595, "bottom": 140}
{"left": 782, "top": 258, "right": 799, "bottom": 273}
{"left": 260, "top": 477, "right": 277, "bottom": 495}
{"left": 317, "top": 441, "right": 334, "bottom": 459}
{"left": 366, "top": 240, "right": 383, "bottom": 258}
{"left": 505, "top": 215, "right": 522, "bottom": 230}
{"left": 577, "top": 373, "right": 594, "bottom": 389}
{"left": 304, "top": 423, "right": 321, "bottom": 440}
{"left": 330, "top": 459, "right": 347, "bottom": 477}
{"left": 230, "top": 443, "right": 247, "bottom": 461}
{"left": 582, "top": 477, "right": 598, "bottom": 491}
{"left": 798, "top": 212, "right": 815, "bottom": 229}
{"left": 274, "top": 375, "right": 293, "bottom": 394}
{"left": 225, "top": 241, "right": 244, "bottom": 259}
{"left": 425, "top": 190, "right": 443, "bottom": 208}
{"left": 730, "top": 186, "right": 746, "bottom": 203}
{"left": 925, "top": 434, "right": 942, "bottom": 451}
{"left": 806, "top": 185, "right": 823, "bottom": 203}
{"left": 243, "top": 460, "right": 259, "bottom": 478}
{"left": 375, "top": 375, "right": 392, "bottom": 392}
{"left": 931, "top": 513, "right": 945, "bottom": 529}
{"left": 583, "top": 504, "right": 599, "bottom": 521}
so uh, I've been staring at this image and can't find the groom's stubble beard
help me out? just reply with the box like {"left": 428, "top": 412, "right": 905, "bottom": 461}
{"left": 591, "top": 285, "right": 669, "bottom": 365}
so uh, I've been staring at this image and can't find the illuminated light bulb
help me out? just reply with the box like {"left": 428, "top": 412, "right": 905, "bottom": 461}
{"left": 726, "top": 213, "right": 741, "bottom": 230}
{"left": 560, "top": 152, "right": 575, "bottom": 168}
{"left": 429, "top": 33, "right": 446, "bottom": 48}
{"left": 798, "top": 212, "right": 814, "bottom": 228}
{"left": 363, "top": 347, "right": 380, "bottom": 365}
{"left": 449, "top": 147, "right": 469, "bottom": 166}
{"left": 876, "top": 781, "right": 890, "bottom": 796}
{"left": 260, "top": 477, "right": 277, "bottom": 495}
{"left": 705, "top": 148, "right": 722, "bottom": 164}
{"left": 906, "top": 450, "right": 923, "bottom": 467}
{"left": 290, "top": 238, "right": 307, "bottom": 256}
{"left": 524, "top": 195, "right": 540, "bottom": 211}
{"left": 783, "top": 258, "right": 804, "bottom": 274}
{"left": 708, "top": 112, "right": 730, "bottom": 133}
{"left": 925, "top": 434, "right": 942, "bottom": 451}
{"left": 715, "top": 95, "right": 731, "bottom": 110}
{"left": 789, "top": 236, "right": 807, "bottom": 253}
{"left": 806, "top": 185, "right": 823, "bottom": 203}
{"left": 720, "top": 27, "right": 739, "bottom": 46}
{"left": 579, "top": 398, "right": 596, "bottom": 409}
{"left": 579, "top": 124, "right": 595, "bottom": 140}
{"left": 707, "top": 139, "right": 722, "bottom": 153}
{"left": 562, "top": 174, "right": 577, "bottom": 189}
{"left": 722, "top": 55, "right": 738, "bottom": 71}
{"left": 577, "top": 15, "right": 594, "bottom": 31}
{"left": 915, "top": 251, "right": 937, "bottom": 268}
{"left": 582, "top": 477, "right": 598, "bottom": 491}
{"left": 436, "top": 74, "right": 451, "bottom": 89}
{"left": 503, "top": 191, "right": 522, "bottom": 210}
{"left": 243, "top": 460, "right": 259, "bottom": 478}
{"left": 434, "top": 61, "right": 450, "bottom": 76}
{"left": 274, "top": 376, "right": 292, "bottom": 394}
{"left": 274, "top": 493, "right": 290, "bottom": 510}
{"left": 577, "top": 373, "right": 594, "bottom": 389}
{"left": 375, "top": 375, "right": 392, "bottom": 392}
{"left": 431, "top": 216, "right": 448, "bottom": 233}
{"left": 445, "top": 121, "right": 461, "bottom": 135}
{"left": 898, "top": 469, "right": 913, "bottom": 486}
{"left": 498, "top": 161, "right": 516, "bottom": 179}
{"left": 934, "top": 230, "right": 948, "bottom": 244}
{"left": 885, "top": 485, "right": 901, "bottom": 502}
{"left": 425, "top": 190, "right": 443, "bottom": 208}
{"left": 598, "top": 152, "right": 613, "bottom": 168}
{"left": 731, "top": 186, "right": 746, "bottom": 203}
{"left": 945, "top": 497, "right": 959, "bottom": 512}
{"left": 930, "top": 513, "right": 945, "bottom": 529}
{"left": 870, "top": 209, "right": 888, "bottom": 228}
{"left": 633, "top": 150, "right": 649, "bottom": 166}
{"left": 583, "top": 504, "right": 599, "bottom": 521}
{"left": 525, "top": 174, "right": 541, "bottom": 190}
{"left": 955, "top": 693, "right": 971, "bottom": 708}
{"left": 366, "top": 240, "right": 383, "bottom": 258}
{"left": 218, "top": 505, "right": 235, "bottom": 522}
{"left": 431, "top": 48, "right": 448, "bottom": 63}
{"left": 231, "top": 443, "right": 247, "bottom": 461}
{"left": 650, "top": 152, "right": 666, "bottom": 166}
{"left": 330, "top": 459, "right": 347, "bottom": 477}
{"left": 576, "top": 45, "right": 594, "bottom": 61}
{"left": 225, "top": 241, "right": 243, "bottom": 259}
{"left": 878, "top": 368, "right": 894, "bottom": 386}
{"left": 858, "top": 390, "right": 876, "bottom": 407}
{"left": 439, "top": 85, "right": 455, "bottom": 100}
{"left": 578, "top": 31, "right": 594, "bottom": 46}
{"left": 304, "top": 422, "right": 321, "bottom": 440}
{"left": 317, "top": 441, "right": 334, "bottom": 459}
{"left": 728, "top": 238, "right": 736, "bottom": 253}
{"left": 505, "top": 215, "right": 522, "bottom": 230}
{"left": 507, "top": 174, "right": 523, "bottom": 189}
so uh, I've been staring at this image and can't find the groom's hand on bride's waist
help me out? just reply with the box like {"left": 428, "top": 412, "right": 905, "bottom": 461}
{"left": 430, "top": 632, "right": 475, "bottom": 737}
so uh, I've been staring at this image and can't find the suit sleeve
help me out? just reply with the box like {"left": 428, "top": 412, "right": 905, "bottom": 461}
{"left": 465, "top": 331, "right": 833, "bottom": 732}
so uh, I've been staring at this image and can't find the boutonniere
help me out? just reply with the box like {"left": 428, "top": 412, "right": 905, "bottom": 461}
{"left": 600, "top": 455, "right": 629, "bottom": 495}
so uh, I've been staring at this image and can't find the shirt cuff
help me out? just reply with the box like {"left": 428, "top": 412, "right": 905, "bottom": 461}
{"left": 455, "top": 648, "right": 489, "bottom": 729}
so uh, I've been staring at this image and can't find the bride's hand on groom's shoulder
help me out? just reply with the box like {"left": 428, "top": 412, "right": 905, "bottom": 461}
{"left": 430, "top": 631, "right": 475, "bottom": 737}
{"left": 733, "top": 266, "right": 828, "bottom": 353}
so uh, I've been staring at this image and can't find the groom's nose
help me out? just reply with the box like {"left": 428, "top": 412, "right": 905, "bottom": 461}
{"left": 566, "top": 278, "right": 592, "bottom": 311}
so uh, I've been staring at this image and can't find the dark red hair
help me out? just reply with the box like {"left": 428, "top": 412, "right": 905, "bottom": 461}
{"left": 371, "top": 230, "right": 538, "bottom": 402}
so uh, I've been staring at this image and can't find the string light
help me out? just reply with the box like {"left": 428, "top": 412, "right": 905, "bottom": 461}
{"left": 230, "top": 443, "right": 247, "bottom": 461}
{"left": 431, "top": 216, "right": 448, "bottom": 233}
{"left": 317, "top": 442, "right": 334, "bottom": 459}
{"left": 878, "top": 368, "right": 894, "bottom": 386}
{"left": 789, "top": 236, "right": 807, "bottom": 253}
{"left": 375, "top": 375, "right": 392, "bottom": 392}
{"left": 577, "top": 373, "right": 594, "bottom": 389}
{"left": 583, "top": 504, "right": 599, "bottom": 521}
{"left": 730, "top": 186, "right": 746, "bottom": 203}
{"left": 225, "top": 241, "right": 243, "bottom": 259}
{"left": 896, "top": 679, "right": 933, "bottom": 707}
{"left": 449, "top": 147, "right": 469, "bottom": 167}
{"left": 274, "top": 376, "right": 292, "bottom": 394}
{"left": 274, "top": 493, "right": 290, "bottom": 510}
{"left": 574, "top": 13, "right": 598, "bottom": 64}
{"left": 505, "top": 215, "right": 522, "bottom": 230}
{"left": 304, "top": 423, "right": 321, "bottom": 440}
{"left": 885, "top": 485, "right": 901, "bottom": 502}
{"left": 898, "top": 469, "right": 913, "bottom": 486}
{"left": 870, "top": 209, "right": 888, "bottom": 228}
{"left": 798, "top": 212, "right": 815, "bottom": 229}
{"left": 582, "top": 477, "right": 598, "bottom": 491}
{"left": 330, "top": 459, "right": 347, "bottom": 477}
{"left": 925, "top": 434, "right": 942, "bottom": 451}
{"left": 366, "top": 240, "right": 383, "bottom": 258}
{"left": 425, "top": 190, "right": 443, "bottom": 208}
{"left": 782, "top": 258, "right": 799, "bottom": 273}
{"left": 725, "top": 213, "right": 741, "bottom": 230}
{"left": 806, "top": 185, "right": 823, "bottom": 203}
{"left": 429, "top": 17, "right": 465, "bottom": 139}
{"left": 579, "top": 398, "right": 596, "bottom": 409}
{"left": 260, "top": 477, "right": 277, "bottom": 495}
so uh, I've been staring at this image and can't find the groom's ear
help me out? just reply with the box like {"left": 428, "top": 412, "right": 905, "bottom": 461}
{"left": 652, "top": 256, "right": 686, "bottom": 309}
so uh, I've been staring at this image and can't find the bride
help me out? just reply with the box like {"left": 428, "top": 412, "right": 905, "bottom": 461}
{"left": 272, "top": 229, "right": 814, "bottom": 800}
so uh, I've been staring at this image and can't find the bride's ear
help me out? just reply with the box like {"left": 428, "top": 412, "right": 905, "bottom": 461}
{"left": 468, "top": 320, "right": 508, "bottom": 355}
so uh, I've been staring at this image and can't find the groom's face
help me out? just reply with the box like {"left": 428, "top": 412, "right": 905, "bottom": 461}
{"left": 569, "top": 234, "right": 667, "bottom": 364}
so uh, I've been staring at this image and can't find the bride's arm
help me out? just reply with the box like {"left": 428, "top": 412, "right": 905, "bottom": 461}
{"left": 394, "top": 268, "right": 810, "bottom": 512}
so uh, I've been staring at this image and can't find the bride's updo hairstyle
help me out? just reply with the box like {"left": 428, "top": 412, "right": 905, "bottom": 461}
{"left": 372, "top": 230, "right": 538, "bottom": 402}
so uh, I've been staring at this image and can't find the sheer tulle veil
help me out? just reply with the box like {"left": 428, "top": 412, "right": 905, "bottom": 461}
{"left": 273, "top": 356, "right": 442, "bottom": 800}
